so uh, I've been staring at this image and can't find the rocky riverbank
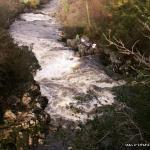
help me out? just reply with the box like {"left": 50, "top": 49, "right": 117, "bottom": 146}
{"left": 0, "top": 1, "right": 50, "bottom": 150}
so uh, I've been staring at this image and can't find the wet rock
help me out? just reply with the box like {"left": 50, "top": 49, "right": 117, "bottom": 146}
{"left": 76, "top": 35, "right": 97, "bottom": 56}
{"left": 36, "top": 96, "right": 48, "bottom": 109}
{"left": 58, "top": 31, "right": 67, "bottom": 42}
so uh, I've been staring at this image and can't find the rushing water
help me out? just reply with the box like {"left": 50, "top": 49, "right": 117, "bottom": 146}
{"left": 10, "top": 0, "right": 124, "bottom": 124}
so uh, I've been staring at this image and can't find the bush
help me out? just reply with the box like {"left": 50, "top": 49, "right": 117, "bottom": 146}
{"left": 72, "top": 104, "right": 145, "bottom": 150}
{"left": 97, "top": 0, "right": 150, "bottom": 77}
{"left": 105, "top": 0, "right": 150, "bottom": 53}
{"left": 0, "top": 28, "right": 39, "bottom": 95}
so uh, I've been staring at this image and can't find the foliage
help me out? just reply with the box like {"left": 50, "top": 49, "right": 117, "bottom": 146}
{"left": 0, "top": 1, "right": 46, "bottom": 149}
{"left": 21, "top": 0, "right": 40, "bottom": 8}
{"left": 97, "top": 0, "right": 150, "bottom": 79}
{"left": 105, "top": 0, "right": 150, "bottom": 52}
{"left": 72, "top": 104, "right": 145, "bottom": 150}
{"left": 0, "top": 28, "right": 39, "bottom": 96}
{"left": 113, "top": 83, "right": 150, "bottom": 141}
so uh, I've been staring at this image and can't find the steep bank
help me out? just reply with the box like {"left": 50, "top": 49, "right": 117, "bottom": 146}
{"left": 0, "top": 1, "right": 50, "bottom": 150}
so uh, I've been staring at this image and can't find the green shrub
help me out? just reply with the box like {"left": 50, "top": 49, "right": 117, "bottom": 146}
{"left": 72, "top": 104, "right": 144, "bottom": 150}
{"left": 21, "top": 0, "right": 40, "bottom": 8}
{"left": 103, "top": 0, "right": 150, "bottom": 53}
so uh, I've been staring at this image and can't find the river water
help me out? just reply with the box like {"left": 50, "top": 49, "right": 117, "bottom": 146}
{"left": 10, "top": 0, "right": 124, "bottom": 125}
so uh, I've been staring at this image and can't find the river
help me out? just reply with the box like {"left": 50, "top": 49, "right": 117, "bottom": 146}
{"left": 10, "top": 0, "right": 124, "bottom": 129}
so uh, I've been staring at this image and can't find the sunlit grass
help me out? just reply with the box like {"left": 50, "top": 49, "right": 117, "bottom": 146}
{"left": 21, "top": 0, "right": 40, "bottom": 8}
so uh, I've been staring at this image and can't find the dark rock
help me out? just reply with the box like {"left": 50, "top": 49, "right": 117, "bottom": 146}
{"left": 77, "top": 44, "right": 86, "bottom": 56}
{"left": 36, "top": 96, "right": 48, "bottom": 110}
{"left": 67, "top": 38, "right": 79, "bottom": 50}
{"left": 40, "top": 96, "right": 48, "bottom": 110}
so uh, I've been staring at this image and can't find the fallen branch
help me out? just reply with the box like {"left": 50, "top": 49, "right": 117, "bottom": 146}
{"left": 103, "top": 33, "right": 150, "bottom": 69}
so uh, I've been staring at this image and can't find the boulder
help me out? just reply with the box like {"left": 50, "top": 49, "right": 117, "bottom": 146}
{"left": 4, "top": 110, "right": 16, "bottom": 121}
{"left": 77, "top": 44, "right": 86, "bottom": 56}
{"left": 39, "top": 96, "right": 48, "bottom": 109}
{"left": 67, "top": 39, "right": 79, "bottom": 50}
{"left": 81, "top": 36, "right": 90, "bottom": 43}
{"left": 86, "top": 47, "right": 95, "bottom": 55}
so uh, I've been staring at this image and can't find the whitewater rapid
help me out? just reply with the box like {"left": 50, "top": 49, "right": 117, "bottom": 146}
{"left": 10, "top": 0, "right": 124, "bottom": 123}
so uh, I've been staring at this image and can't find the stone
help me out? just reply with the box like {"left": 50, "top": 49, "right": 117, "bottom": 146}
{"left": 36, "top": 102, "right": 41, "bottom": 108}
{"left": 4, "top": 110, "right": 16, "bottom": 121}
{"left": 67, "top": 39, "right": 79, "bottom": 50}
{"left": 81, "top": 36, "right": 90, "bottom": 43}
{"left": 22, "top": 93, "right": 32, "bottom": 106}
{"left": 77, "top": 44, "right": 86, "bottom": 56}
{"left": 37, "top": 96, "right": 48, "bottom": 109}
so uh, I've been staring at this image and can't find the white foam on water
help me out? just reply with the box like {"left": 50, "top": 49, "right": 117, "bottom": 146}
{"left": 21, "top": 13, "right": 51, "bottom": 21}
{"left": 10, "top": 0, "right": 125, "bottom": 123}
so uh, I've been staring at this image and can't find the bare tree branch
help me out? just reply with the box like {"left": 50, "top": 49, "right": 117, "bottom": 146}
{"left": 103, "top": 33, "right": 150, "bottom": 69}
